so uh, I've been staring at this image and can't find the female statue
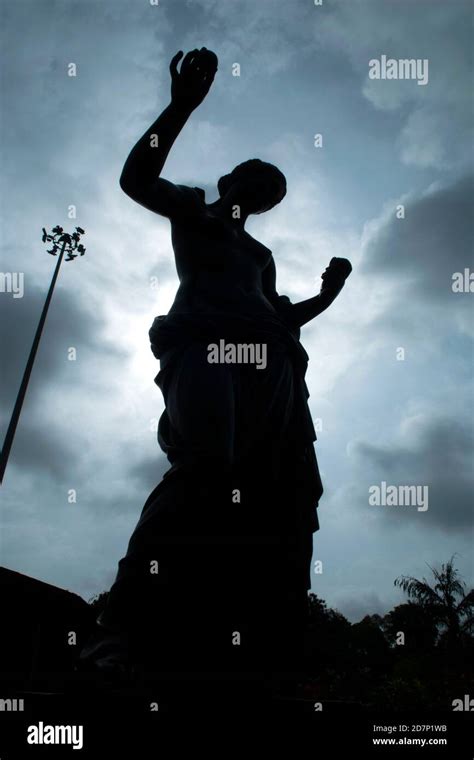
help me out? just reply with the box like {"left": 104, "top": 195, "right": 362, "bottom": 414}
{"left": 80, "top": 48, "right": 352, "bottom": 687}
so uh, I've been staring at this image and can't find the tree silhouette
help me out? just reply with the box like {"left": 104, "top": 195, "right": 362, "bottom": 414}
{"left": 382, "top": 603, "right": 438, "bottom": 652}
{"left": 394, "top": 556, "right": 474, "bottom": 648}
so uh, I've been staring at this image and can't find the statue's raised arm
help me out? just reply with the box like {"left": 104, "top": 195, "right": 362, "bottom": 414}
{"left": 119, "top": 48, "right": 218, "bottom": 218}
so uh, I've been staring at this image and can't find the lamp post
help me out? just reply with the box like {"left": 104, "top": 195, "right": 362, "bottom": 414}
{"left": 0, "top": 226, "right": 86, "bottom": 485}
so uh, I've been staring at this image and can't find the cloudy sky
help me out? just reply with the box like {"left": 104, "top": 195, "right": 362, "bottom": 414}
{"left": 1, "top": 0, "right": 472, "bottom": 622}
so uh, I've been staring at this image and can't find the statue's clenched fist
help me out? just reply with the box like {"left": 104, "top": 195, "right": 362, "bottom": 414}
{"left": 321, "top": 257, "right": 352, "bottom": 289}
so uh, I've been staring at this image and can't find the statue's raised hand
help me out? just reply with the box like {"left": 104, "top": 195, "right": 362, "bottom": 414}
{"left": 170, "top": 48, "right": 218, "bottom": 113}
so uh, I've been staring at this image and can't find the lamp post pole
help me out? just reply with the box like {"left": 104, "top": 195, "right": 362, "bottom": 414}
{"left": 0, "top": 226, "right": 86, "bottom": 485}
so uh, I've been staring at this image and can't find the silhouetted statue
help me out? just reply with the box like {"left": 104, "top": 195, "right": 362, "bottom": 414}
{"left": 80, "top": 48, "right": 351, "bottom": 692}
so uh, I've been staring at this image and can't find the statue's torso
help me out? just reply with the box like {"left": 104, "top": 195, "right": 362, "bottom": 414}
{"left": 168, "top": 198, "right": 277, "bottom": 317}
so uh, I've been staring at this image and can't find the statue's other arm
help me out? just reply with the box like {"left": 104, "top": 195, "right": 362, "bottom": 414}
{"left": 263, "top": 256, "right": 352, "bottom": 329}
{"left": 119, "top": 48, "right": 218, "bottom": 218}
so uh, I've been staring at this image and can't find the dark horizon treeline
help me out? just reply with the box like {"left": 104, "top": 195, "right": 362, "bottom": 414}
{"left": 88, "top": 556, "right": 474, "bottom": 709}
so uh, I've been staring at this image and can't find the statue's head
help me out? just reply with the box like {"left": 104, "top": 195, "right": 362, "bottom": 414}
{"left": 217, "top": 159, "right": 286, "bottom": 214}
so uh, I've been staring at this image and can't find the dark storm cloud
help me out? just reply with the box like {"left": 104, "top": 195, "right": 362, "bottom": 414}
{"left": 334, "top": 592, "right": 387, "bottom": 624}
{"left": 0, "top": 284, "right": 125, "bottom": 412}
{"left": 0, "top": 283, "right": 126, "bottom": 483}
{"left": 362, "top": 174, "right": 474, "bottom": 302}
{"left": 6, "top": 419, "right": 77, "bottom": 481}
{"left": 128, "top": 453, "right": 169, "bottom": 492}
{"left": 352, "top": 416, "right": 474, "bottom": 531}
